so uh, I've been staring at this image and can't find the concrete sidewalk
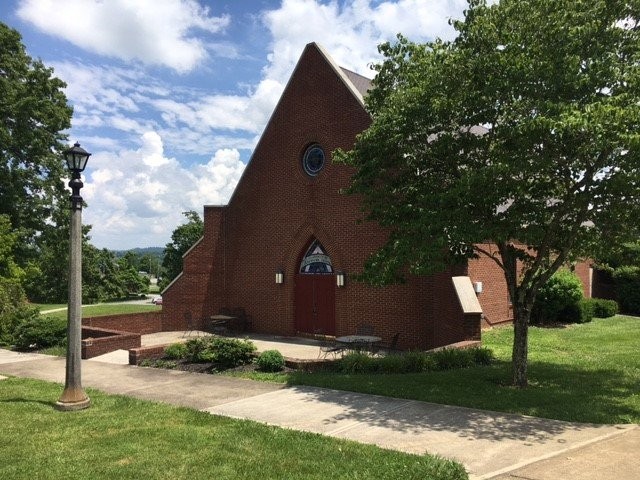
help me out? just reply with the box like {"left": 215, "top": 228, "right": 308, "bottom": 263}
{"left": 0, "top": 349, "right": 636, "bottom": 479}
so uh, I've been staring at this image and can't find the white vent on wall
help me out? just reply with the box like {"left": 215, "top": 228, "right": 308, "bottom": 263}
{"left": 473, "top": 281, "right": 483, "bottom": 294}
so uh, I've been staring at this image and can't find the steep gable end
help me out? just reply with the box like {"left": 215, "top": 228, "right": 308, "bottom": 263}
{"left": 227, "top": 42, "right": 371, "bottom": 207}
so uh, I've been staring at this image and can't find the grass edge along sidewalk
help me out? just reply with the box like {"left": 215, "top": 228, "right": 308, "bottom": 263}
{"left": 0, "top": 377, "right": 468, "bottom": 480}
{"left": 252, "top": 315, "right": 640, "bottom": 425}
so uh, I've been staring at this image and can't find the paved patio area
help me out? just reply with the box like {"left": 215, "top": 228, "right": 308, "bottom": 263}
{"left": 89, "top": 331, "right": 327, "bottom": 365}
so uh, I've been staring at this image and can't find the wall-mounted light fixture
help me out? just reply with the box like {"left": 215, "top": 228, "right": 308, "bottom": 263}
{"left": 473, "top": 281, "right": 483, "bottom": 294}
{"left": 336, "top": 271, "right": 345, "bottom": 287}
{"left": 275, "top": 269, "right": 284, "bottom": 284}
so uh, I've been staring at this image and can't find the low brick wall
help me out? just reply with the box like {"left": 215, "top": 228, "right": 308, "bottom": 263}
{"left": 129, "top": 344, "right": 168, "bottom": 365}
{"left": 81, "top": 326, "right": 141, "bottom": 359}
{"left": 82, "top": 311, "right": 163, "bottom": 334}
{"left": 463, "top": 313, "right": 482, "bottom": 341}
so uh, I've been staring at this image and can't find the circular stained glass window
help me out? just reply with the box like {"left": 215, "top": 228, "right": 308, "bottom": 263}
{"left": 302, "top": 145, "right": 325, "bottom": 176}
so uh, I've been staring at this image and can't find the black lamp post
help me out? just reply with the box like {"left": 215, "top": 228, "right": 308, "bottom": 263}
{"left": 56, "top": 142, "right": 91, "bottom": 411}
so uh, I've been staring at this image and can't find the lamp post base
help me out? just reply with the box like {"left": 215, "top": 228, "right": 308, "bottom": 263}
{"left": 55, "top": 388, "right": 90, "bottom": 411}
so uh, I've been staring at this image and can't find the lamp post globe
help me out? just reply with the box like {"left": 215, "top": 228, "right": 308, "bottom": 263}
{"left": 56, "top": 142, "right": 91, "bottom": 411}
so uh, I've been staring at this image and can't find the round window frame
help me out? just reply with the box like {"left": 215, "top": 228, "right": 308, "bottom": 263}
{"left": 302, "top": 144, "right": 325, "bottom": 177}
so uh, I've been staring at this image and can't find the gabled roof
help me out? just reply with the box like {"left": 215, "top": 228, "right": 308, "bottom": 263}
{"left": 223, "top": 42, "right": 372, "bottom": 208}
{"left": 340, "top": 67, "right": 372, "bottom": 98}
{"left": 311, "top": 42, "right": 371, "bottom": 108}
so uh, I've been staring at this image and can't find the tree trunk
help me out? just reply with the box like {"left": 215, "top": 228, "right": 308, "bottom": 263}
{"left": 512, "top": 303, "right": 530, "bottom": 388}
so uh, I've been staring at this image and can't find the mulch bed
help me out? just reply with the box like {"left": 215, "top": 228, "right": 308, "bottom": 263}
{"left": 142, "top": 357, "right": 296, "bottom": 374}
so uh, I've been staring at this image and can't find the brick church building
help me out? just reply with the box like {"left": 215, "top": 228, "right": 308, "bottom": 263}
{"left": 162, "top": 43, "right": 592, "bottom": 351}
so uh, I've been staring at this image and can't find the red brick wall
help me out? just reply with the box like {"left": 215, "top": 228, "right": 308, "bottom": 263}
{"left": 162, "top": 206, "right": 226, "bottom": 331}
{"left": 81, "top": 326, "right": 141, "bottom": 359}
{"left": 469, "top": 244, "right": 593, "bottom": 325}
{"left": 129, "top": 345, "right": 167, "bottom": 365}
{"left": 162, "top": 44, "right": 479, "bottom": 351}
{"left": 573, "top": 262, "right": 592, "bottom": 298}
{"left": 468, "top": 245, "right": 513, "bottom": 325}
{"left": 82, "top": 311, "right": 162, "bottom": 334}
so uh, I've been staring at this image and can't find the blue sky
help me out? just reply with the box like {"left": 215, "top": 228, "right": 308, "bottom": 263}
{"left": 0, "top": 0, "right": 468, "bottom": 250}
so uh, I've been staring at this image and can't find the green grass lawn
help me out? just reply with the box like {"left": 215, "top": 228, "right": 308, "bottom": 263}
{"left": 0, "top": 378, "right": 467, "bottom": 480}
{"left": 240, "top": 316, "right": 640, "bottom": 425}
{"left": 40, "top": 303, "right": 161, "bottom": 320}
{"left": 32, "top": 303, "right": 67, "bottom": 312}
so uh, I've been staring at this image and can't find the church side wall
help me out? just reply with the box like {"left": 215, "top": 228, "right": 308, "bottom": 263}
{"left": 161, "top": 206, "right": 225, "bottom": 330}
{"left": 468, "top": 246, "right": 513, "bottom": 326}
{"left": 468, "top": 244, "right": 593, "bottom": 327}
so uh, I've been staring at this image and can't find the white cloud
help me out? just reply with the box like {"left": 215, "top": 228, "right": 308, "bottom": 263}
{"left": 262, "top": 0, "right": 466, "bottom": 82}
{"left": 49, "top": 1, "right": 470, "bottom": 165}
{"left": 187, "top": 148, "right": 246, "bottom": 207}
{"left": 51, "top": 60, "right": 268, "bottom": 155}
{"left": 17, "top": 0, "right": 230, "bottom": 73}
{"left": 81, "top": 132, "right": 245, "bottom": 249}
{"left": 45, "top": 0, "right": 473, "bottom": 249}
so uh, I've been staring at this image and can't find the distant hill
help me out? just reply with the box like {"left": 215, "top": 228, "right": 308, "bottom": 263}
{"left": 112, "top": 247, "right": 164, "bottom": 259}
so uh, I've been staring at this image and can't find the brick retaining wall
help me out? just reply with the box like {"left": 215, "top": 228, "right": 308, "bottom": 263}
{"left": 82, "top": 311, "right": 163, "bottom": 334}
{"left": 129, "top": 344, "right": 167, "bottom": 365}
{"left": 81, "top": 326, "right": 141, "bottom": 359}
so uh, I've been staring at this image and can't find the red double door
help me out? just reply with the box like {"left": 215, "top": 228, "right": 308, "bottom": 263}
{"left": 294, "top": 274, "right": 335, "bottom": 336}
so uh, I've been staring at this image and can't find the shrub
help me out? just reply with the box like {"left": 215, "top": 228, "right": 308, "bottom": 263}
{"left": 377, "top": 353, "right": 410, "bottom": 373}
{"left": 337, "top": 347, "right": 495, "bottom": 374}
{"left": 402, "top": 351, "right": 432, "bottom": 373}
{"left": 613, "top": 266, "right": 640, "bottom": 314}
{"left": 164, "top": 342, "right": 188, "bottom": 360}
{"left": 211, "top": 337, "right": 257, "bottom": 368}
{"left": 256, "top": 350, "right": 285, "bottom": 372}
{"left": 432, "top": 348, "right": 475, "bottom": 370}
{"left": 185, "top": 337, "right": 211, "bottom": 362}
{"left": 471, "top": 347, "right": 495, "bottom": 365}
{"left": 338, "top": 352, "right": 375, "bottom": 373}
{"left": 13, "top": 315, "right": 67, "bottom": 350}
{"left": 532, "top": 269, "right": 584, "bottom": 324}
{"left": 0, "top": 277, "right": 40, "bottom": 346}
{"left": 579, "top": 299, "right": 595, "bottom": 323}
{"left": 556, "top": 299, "right": 593, "bottom": 324}
{"left": 420, "top": 353, "right": 439, "bottom": 371}
{"left": 588, "top": 298, "right": 619, "bottom": 318}
{"left": 184, "top": 337, "right": 256, "bottom": 368}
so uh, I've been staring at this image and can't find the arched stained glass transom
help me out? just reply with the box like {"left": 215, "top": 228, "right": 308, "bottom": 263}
{"left": 299, "top": 240, "right": 333, "bottom": 274}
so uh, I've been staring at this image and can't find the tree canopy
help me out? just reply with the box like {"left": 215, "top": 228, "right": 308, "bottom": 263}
{"left": 159, "top": 211, "right": 204, "bottom": 290}
{"left": 0, "top": 22, "right": 72, "bottom": 265}
{"left": 336, "top": 0, "right": 640, "bottom": 387}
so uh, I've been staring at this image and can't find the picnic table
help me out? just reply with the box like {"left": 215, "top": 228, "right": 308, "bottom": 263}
{"left": 336, "top": 335, "right": 382, "bottom": 353}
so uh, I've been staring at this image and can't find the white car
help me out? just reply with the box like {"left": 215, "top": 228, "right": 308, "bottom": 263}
{"left": 152, "top": 296, "right": 163, "bottom": 305}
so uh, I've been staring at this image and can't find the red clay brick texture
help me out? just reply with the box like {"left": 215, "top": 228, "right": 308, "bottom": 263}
{"left": 81, "top": 326, "right": 141, "bottom": 359}
{"left": 82, "top": 311, "right": 162, "bottom": 334}
{"left": 469, "top": 244, "right": 592, "bottom": 326}
{"left": 163, "top": 44, "right": 480, "bottom": 351}
{"left": 129, "top": 345, "right": 167, "bottom": 365}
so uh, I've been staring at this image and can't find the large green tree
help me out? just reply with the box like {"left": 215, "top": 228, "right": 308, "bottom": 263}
{"left": 0, "top": 22, "right": 72, "bottom": 265}
{"left": 159, "top": 211, "right": 204, "bottom": 290}
{"left": 0, "top": 214, "right": 38, "bottom": 345}
{"left": 337, "top": 0, "right": 640, "bottom": 387}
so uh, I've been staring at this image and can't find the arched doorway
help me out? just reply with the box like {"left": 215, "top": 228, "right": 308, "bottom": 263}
{"left": 294, "top": 239, "right": 336, "bottom": 335}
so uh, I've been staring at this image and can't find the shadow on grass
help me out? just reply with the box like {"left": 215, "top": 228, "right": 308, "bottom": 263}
{"left": 285, "top": 360, "right": 639, "bottom": 432}
{"left": 1, "top": 396, "right": 56, "bottom": 408}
